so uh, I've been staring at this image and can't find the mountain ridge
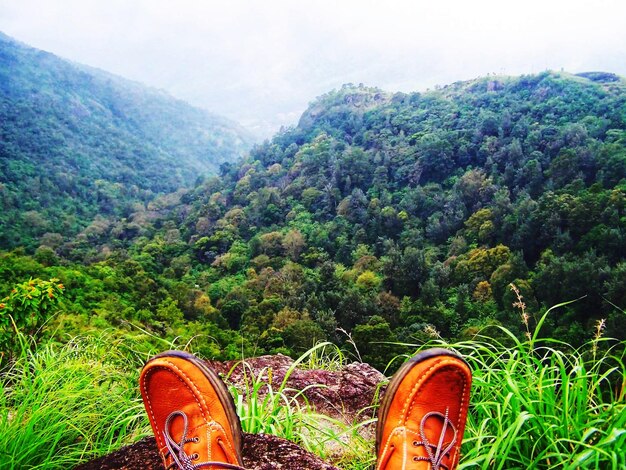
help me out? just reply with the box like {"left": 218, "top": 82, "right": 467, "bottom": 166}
{"left": 139, "top": 70, "right": 625, "bottom": 351}
{"left": 0, "top": 31, "right": 254, "bottom": 249}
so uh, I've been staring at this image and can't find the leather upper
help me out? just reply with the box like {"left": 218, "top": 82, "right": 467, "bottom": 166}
{"left": 377, "top": 354, "right": 472, "bottom": 470}
{"left": 140, "top": 354, "right": 243, "bottom": 469}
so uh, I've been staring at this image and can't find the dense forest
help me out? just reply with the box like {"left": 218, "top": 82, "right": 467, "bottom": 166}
{"left": 0, "top": 32, "right": 253, "bottom": 250}
{"left": 2, "top": 63, "right": 625, "bottom": 369}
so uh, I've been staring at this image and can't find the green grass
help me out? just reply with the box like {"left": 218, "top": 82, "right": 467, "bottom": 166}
{"left": 399, "top": 302, "right": 626, "bottom": 469}
{"left": 329, "top": 328, "right": 625, "bottom": 469}
{"left": 298, "top": 341, "right": 350, "bottom": 371}
{"left": 1, "top": 314, "right": 624, "bottom": 469}
{"left": 454, "top": 334, "right": 626, "bottom": 469}
{"left": 0, "top": 333, "right": 150, "bottom": 469}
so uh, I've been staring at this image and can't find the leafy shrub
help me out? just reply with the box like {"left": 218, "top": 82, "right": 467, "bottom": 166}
{"left": 0, "top": 278, "right": 64, "bottom": 358}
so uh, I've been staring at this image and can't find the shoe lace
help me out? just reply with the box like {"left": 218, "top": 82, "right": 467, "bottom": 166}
{"left": 411, "top": 407, "right": 457, "bottom": 470}
{"left": 163, "top": 410, "right": 246, "bottom": 470}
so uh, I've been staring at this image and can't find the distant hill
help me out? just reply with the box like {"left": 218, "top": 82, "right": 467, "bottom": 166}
{"left": 134, "top": 72, "right": 625, "bottom": 347}
{"left": 1, "top": 68, "right": 625, "bottom": 359}
{"left": 0, "top": 31, "right": 254, "bottom": 248}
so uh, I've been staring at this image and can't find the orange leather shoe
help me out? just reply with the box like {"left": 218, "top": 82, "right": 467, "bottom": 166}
{"left": 376, "top": 348, "right": 472, "bottom": 470}
{"left": 139, "top": 351, "right": 245, "bottom": 470}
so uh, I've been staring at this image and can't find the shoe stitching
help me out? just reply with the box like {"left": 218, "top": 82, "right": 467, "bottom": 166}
{"left": 159, "top": 360, "right": 215, "bottom": 462}
{"left": 211, "top": 422, "right": 238, "bottom": 458}
{"left": 142, "top": 359, "right": 242, "bottom": 466}
{"left": 399, "top": 359, "right": 442, "bottom": 427}
{"left": 389, "top": 358, "right": 469, "bottom": 468}
{"left": 455, "top": 368, "right": 469, "bottom": 467}
{"left": 378, "top": 359, "right": 447, "bottom": 470}
{"left": 141, "top": 368, "right": 164, "bottom": 454}
{"left": 377, "top": 427, "right": 402, "bottom": 470}
{"left": 142, "top": 362, "right": 215, "bottom": 463}
{"left": 142, "top": 366, "right": 208, "bottom": 461}
{"left": 441, "top": 367, "right": 469, "bottom": 467}
{"left": 402, "top": 424, "right": 408, "bottom": 469}
{"left": 405, "top": 361, "right": 469, "bottom": 428}
{"left": 407, "top": 362, "right": 469, "bottom": 466}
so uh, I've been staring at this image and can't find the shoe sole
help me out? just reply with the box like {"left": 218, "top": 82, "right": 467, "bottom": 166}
{"left": 147, "top": 350, "right": 243, "bottom": 464}
{"left": 375, "top": 347, "right": 469, "bottom": 455}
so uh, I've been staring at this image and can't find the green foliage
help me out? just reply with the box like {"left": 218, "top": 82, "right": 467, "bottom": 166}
{"left": 0, "top": 33, "right": 252, "bottom": 250}
{"left": 355, "top": 270, "right": 382, "bottom": 291}
{"left": 394, "top": 299, "right": 626, "bottom": 469}
{"left": 135, "top": 71, "right": 624, "bottom": 353}
{"left": 298, "top": 342, "right": 349, "bottom": 371}
{"left": 3, "top": 36, "right": 626, "bottom": 468}
{"left": 0, "top": 277, "right": 64, "bottom": 357}
{"left": 352, "top": 315, "right": 402, "bottom": 371}
{"left": 3, "top": 70, "right": 626, "bottom": 367}
{"left": 456, "top": 335, "right": 626, "bottom": 468}
{"left": 0, "top": 334, "right": 149, "bottom": 469}
{"left": 2, "top": 319, "right": 624, "bottom": 470}
{"left": 455, "top": 245, "right": 512, "bottom": 281}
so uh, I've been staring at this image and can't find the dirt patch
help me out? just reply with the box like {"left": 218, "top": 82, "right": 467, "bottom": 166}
{"left": 75, "top": 433, "right": 340, "bottom": 470}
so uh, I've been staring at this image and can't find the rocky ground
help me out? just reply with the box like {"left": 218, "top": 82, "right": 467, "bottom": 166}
{"left": 75, "top": 434, "right": 341, "bottom": 470}
{"left": 75, "top": 354, "right": 386, "bottom": 469}
{"left": 208, "top": 354, "right": 385, "bottom": 423}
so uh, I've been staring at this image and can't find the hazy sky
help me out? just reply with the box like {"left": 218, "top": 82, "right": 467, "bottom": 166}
{"left": 1, "top": 0, "right": 625, "bottom": 137}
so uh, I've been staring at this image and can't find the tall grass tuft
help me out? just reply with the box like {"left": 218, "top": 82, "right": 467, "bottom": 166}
{"left": 0, "top": 333, "right": 150, "bottom": 469}
{"left": 403, "top": 301, "right": 626, "bottom": 469}
{"left": 451, "top": 335, "right": 626, "bottom": 469}
{"left": 298, "top": 342, "right": 349, "bottom": 372}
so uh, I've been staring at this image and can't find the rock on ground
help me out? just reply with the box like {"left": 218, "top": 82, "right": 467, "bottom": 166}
{"left": 208, "top": 354, "right": 385, "bottom": 423}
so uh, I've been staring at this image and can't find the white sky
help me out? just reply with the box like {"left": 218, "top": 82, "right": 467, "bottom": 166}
{"left": 1, "top": 0, "right": 625, "bottom": 137}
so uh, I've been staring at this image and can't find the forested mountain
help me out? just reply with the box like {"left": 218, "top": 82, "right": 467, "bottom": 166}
{"left": 0, "top": 32, "right": 253, "bottom": 249}
{"left": 2, "top": 70, "right": 626, "bottom": 369}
